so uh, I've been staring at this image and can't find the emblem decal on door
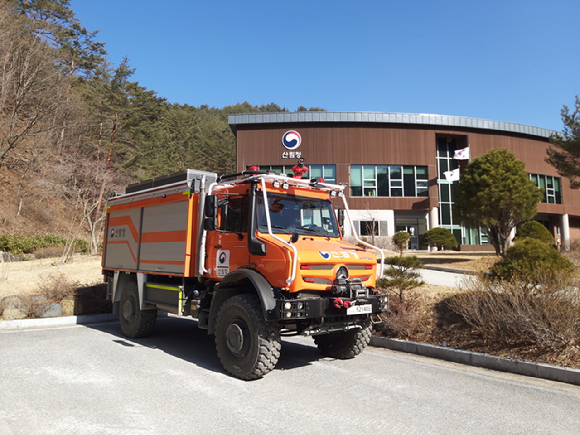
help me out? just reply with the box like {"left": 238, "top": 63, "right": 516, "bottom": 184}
{"left": 216, "top": 250, "right": 230, "bottom": 277}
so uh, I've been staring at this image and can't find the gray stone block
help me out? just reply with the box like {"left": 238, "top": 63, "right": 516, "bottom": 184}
{"left": 537, "top": 363, "right": 580, "bottom": 386}
{"left": 2, "top": 307, "right": 27, "bottom": 320}
{"left": 40, "top": 303, "right": 63, "bottom": 318}
{"left": 370, "top": 335, "right": 580, "bottom": 387}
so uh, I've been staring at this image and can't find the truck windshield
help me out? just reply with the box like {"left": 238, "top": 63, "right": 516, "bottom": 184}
{"left": 256, "top": 194, "right": 340, "bottom": 237}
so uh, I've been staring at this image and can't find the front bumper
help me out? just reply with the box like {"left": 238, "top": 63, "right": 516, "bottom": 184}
{"left": 274, "top": 293, "right": 389, "bottom": 321}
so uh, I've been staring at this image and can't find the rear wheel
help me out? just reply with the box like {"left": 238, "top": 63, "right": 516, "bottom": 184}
{"left": 314, "top": 320, "right": 372, "bottom": 359}
{"left": 119, "top": 282, "right": 157, "bottom": 338}
{"left": 215, "top": 294, "right": 281, "bottom": 380}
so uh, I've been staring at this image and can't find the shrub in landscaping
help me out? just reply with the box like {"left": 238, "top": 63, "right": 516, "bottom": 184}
{"left": 0, "top": 234, "right": 88, "bottom": 255}
{"left": 375, "top": 290, "right": 429, "bottom": 339}
{"left": 448, "top": 272, "right": 580, "bottom": 352}
{"left": 377, "top": 255, "right": 425, "bottom": 302}
{"left": 376, "top": 255, "right": 426, "bottom": 339}
{"left": 391, "top": 231, "right": 410, "bottom": 255}
{"left": 422, "top": 227, "right": 458, "bottom": 250}
{"left": 565, "top": 239, "right": 580, "bottom": 268}
{"left": 32, "top": 246, "right": 66, "bottom": 259}
{"left": 74, "top": 238, "right": 89, "bottom": 254}
{"left": 516, "top": 221, "right": 554, "bottom": 246}
{"left": 490, "top": 237, "right": 574, "bottom": 284}
{"left": 35, "top": 272, "right": 76, "bottom": 303}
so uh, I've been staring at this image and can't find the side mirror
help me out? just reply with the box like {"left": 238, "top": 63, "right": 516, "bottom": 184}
{"left": 203, "top": 217, "right": 216, "bottom": 231}
{"left": 204, "top": 195, "right": 216, "bottom": 218}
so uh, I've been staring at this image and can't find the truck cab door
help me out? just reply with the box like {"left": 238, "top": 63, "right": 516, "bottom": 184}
{"left": 205, "top": 195, "right": 250, "bottom": 279}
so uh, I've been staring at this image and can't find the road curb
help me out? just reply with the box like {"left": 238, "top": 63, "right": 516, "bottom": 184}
{"left": 0, "top": 313, "right": 118, "bottom": 330}
{"left": 370, "top": 335, "right": 580, "bottom": 386}
{"left": 422, "top": 265, "right": 476, "bottom": 275}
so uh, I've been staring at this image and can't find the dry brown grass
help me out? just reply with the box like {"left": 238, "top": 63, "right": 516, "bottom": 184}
{"left": 0, "top": 255, "right": 103, "bottom": 297}
{"left": 374, "top": 251, "right": 580, "bottom": 369}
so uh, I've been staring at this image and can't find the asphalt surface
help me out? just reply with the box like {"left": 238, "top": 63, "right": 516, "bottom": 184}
{"left": 1, "top": 317, "right": 580, "bottom": 435}
{"left": 419, "top": 267, "right": 472, "bottom": 287}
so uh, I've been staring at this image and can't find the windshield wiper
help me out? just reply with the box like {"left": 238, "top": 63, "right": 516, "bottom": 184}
{"left": 296, "top": 226, "right": 317, "bottom": 232}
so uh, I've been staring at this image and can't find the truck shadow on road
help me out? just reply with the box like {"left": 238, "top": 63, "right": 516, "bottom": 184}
{"left": 89, "top": 315, "right": 325, "bottom": 378}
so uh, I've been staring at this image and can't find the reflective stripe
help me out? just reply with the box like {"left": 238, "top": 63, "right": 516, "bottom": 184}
{"left": 145, "top": 284, "right": 181, "bottom": 292}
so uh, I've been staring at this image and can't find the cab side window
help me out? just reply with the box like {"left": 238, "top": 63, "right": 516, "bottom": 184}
{"left": 219, "top": 196, "right": 248, "bottom": 233}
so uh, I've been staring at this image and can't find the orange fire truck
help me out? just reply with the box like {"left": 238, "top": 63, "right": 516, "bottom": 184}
{"left": 102, "top": 168, "right": 387, "bottom": 379}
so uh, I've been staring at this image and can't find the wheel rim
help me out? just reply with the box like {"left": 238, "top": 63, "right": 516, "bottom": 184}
{"left": 122, "top": 297, "right": 136, "bottom": 323}
{"left": 226, "top": 321, "right": 249, "bottom": 358}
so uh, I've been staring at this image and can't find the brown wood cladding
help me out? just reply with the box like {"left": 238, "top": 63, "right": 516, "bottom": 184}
{"left": 236, "top": 123, "right": 580, "bottom": 217}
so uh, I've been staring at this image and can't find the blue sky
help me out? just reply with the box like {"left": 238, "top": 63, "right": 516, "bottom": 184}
{"left": 70, "top": 0, "right": 580, "bottom": 131}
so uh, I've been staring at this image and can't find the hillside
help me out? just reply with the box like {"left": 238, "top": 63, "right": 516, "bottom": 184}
{"left": 0, "top": 169, "right": 72, "bottom": 238}
{"left": 1, "top": 1, "right": 330, "bottom": 246}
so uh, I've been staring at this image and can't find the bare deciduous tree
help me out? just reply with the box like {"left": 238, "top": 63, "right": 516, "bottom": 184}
{"left": 0, "top": 5, "right": 70, "bottom": 168}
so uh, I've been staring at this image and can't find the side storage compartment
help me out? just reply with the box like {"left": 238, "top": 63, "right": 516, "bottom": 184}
{"left": 143, "top": 283, "right": 184, "bottom": 315}
{"left": 103, "top": 198, "right": 190, "bottom": 275}
{"left": 138, "top": 200, "right": 189, "bottom": 275}
{"left": 103, "top": 207, "right": 142, "bottom": 271}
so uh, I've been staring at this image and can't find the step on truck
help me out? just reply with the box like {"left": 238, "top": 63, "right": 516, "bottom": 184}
{"left": 102, "top": 168, "right": 388, "bottom": 380}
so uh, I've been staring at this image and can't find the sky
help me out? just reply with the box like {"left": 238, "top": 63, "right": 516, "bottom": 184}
{"left": 70, "top": 0, "right": 580, "bottom": 132}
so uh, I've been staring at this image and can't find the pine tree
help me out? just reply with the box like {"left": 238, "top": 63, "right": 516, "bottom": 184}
{"left": 455, "top": 149, "right": 543, "bottom": 256}
{"left": 546, "top": 96, "right": 580, "bottom": 188}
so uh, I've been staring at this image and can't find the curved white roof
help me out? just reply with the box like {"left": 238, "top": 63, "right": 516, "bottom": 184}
{"left": 228, "top": 111, "right": 556, "bottom": 138}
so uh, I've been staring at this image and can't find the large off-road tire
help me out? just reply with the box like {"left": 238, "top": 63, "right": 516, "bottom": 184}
{"left": 215, "top": 294, "right": 281, "bottom": 380}
{"left": 119, "top": 282, "right": 157, "bottom": 338}
{"left": 314, "top": 320, "right": 372, "bottom": 359}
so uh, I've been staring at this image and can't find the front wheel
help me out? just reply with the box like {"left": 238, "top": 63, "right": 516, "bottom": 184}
{"left": 215, "top": 294, "right": 281, "bottom": 380}
{"left": 314, "top": 321, "right": 372, "bottom": 359}
{"left": 119, "top": 282, "right": 157, "bottom": 338}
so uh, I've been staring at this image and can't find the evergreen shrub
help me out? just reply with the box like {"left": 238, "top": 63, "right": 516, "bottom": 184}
{"left": 516, "top": 221, "right": 555, "bottom": 245}
{"left": 490, "top": 237, "right": 574, "bottom": 284}
{"left": 0, "top": 234, "right": 88, "bottom": 255}
{"left": 422, "top": 227, "right": 458, "bottom": 250}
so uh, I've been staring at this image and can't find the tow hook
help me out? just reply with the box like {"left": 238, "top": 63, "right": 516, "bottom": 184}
{"left": 333, "top": 298, "right": 353, "bottom": 309}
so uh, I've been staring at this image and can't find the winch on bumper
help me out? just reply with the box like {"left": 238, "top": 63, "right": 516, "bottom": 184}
{"left": 275, "top": 278, "right": 389, "bottom": 321}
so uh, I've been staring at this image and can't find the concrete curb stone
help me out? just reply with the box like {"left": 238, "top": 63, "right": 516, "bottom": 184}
{"left": 422, "top": 265, "right": 476, "bottom": 275}
{"left": 370, "top": 335, "right": 580, "bottom": 387}
{"left": 0, "top": 311, "right": 171, "bottom": 330}
{"left": 0, "top": 313, "right": 118, "bottom": 330}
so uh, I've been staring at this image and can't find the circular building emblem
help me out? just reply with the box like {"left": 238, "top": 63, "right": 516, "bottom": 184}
{"left": 282, "top": 130, "right": 301, "bottom": 150}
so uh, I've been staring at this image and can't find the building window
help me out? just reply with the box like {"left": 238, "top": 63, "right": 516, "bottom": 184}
{"left": 436, "top": 138, "right": 459, "bottom": 227}
{"left": 350, "top": 165, "right": 428, "bottom": 197}
{"left": 529, "top": 174, "right": 562, "bottom": 204}
{"left": 249, "top": 164, "right": 336, "bottom": 184}
{"left": 360, "top": 221, "right": 379, "bottom": 236}
{"left": 354, "top": 220, "right": 390, "bottom": 236}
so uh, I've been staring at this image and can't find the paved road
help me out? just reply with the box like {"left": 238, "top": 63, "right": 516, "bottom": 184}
{"left": 383, "top": 264, "right": 473, "bottom": 288}
{"left": 419, "top": 267, "right": 473, "bottom": 288}
{"left": 1, "top": 317, "right": 579, "bottom": 435}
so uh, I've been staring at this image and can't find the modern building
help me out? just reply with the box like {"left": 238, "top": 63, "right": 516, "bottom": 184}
{"left": 228, "top": 112, "right": 579, "bottom": 250}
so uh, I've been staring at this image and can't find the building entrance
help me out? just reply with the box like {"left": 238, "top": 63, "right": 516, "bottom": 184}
{"left": 395, "top": 224, "right": 419, "bottom": 250}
